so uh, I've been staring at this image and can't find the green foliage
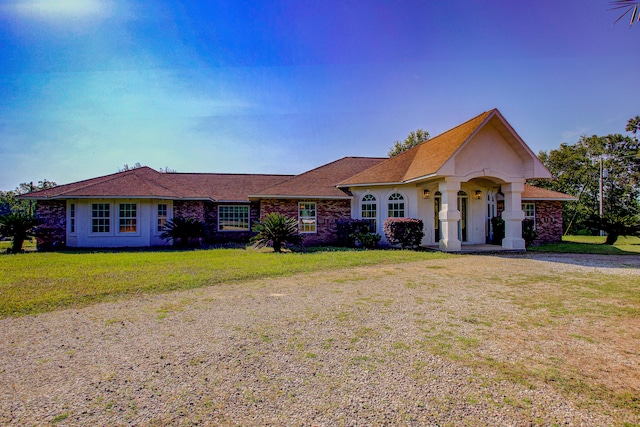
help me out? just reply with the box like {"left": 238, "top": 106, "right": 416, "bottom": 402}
{"left": 388, "top": 128, "right": 430, "bottom": 157}
{"left": 355, "top": 231, "right": 382, "bottom": 249}
{"left": 336, "top": 219, "right": 371, "bottom": 247}
{"left": 491, "top": 216, "right": 505, "bottom": 245}
{"left": 0, "top": 212, "right": 39, "bottom": 253}
{"left": 382, "top": 218, "right": 425, "bottom": 249}
{"left": 160, "top": 217, "right": 205, "bottom": 247}
{"left": 251, "top": 212, "right": 302, "bottom": 252}
{"left": 530, "top": 119, "right": 640, "bottom": 235}
{"left": 0, "top": 248, "right": 447, "bottom": 317}
{"left": 0, "top": 180, "right": 57, "bottom": 216}
{"left": 522, "top": 218, "right": 537, "bottom": 246}
{"left": 586, "top": 213, "right": 640, "bottom": 245}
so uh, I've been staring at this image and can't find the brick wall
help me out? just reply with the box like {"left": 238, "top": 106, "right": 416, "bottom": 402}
{"left": 34, "top": 200, "right": 66, "bottom": 249}
{"left": 497, "top": 199, "right": 563, "bottom": 244}
{"left": 205, "top": 201, "right": 261, "bottom": 243}
{"left": 533, "top": 200, "right": 563, "bottom": 244}
{"left": 260, "top": 199, "right": 351, "bottom": 245}
{"left": 174, "top": 201, "right": 206, "bottom": 222}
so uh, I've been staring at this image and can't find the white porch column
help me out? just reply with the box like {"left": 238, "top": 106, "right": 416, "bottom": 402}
{"left": 438, "top": 179, "right": 461, "bottom": 252}
{"left": 502, "top": 181, "right": 526, "bottom": 250}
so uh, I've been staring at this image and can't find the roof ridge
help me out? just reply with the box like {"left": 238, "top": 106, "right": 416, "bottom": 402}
{"left": 47, "top": 167, "right": 154, "bottom": 197}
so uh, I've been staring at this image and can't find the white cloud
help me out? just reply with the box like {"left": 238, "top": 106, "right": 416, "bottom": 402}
{"left": 4, "top": 0, "right": 114, "bottom": 20}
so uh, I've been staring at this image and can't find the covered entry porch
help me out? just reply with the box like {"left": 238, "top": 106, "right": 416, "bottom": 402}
{"left": 417, "top": 176, "right": 526, "bottom": 252}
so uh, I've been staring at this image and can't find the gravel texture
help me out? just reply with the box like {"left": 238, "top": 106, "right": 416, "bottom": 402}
{"left": 1, "top": 253, "right": 638, "bottom": 426}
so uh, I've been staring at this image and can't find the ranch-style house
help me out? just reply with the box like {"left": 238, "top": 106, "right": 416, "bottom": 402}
{"left": 23, "top": 109, "right": 576, "bottom": 252}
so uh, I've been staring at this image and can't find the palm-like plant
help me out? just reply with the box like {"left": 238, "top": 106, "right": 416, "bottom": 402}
{"left": 160, "top": 217, "right": 205, "bottom": 247}
{"left": 251, "top": 213, "right": 302, "bottom": 253}
{"left": 611, "top": 0, "right": 640, "bottom": 26}
{"left": 0, "top": 212, "right": 39, "bottom": 253}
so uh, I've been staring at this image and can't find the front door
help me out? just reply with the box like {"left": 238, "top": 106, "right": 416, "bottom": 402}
{"left": 458, "top": 191, "right": 468, "bottom": 242}
{"left": 486, "top": 190, "right": 496, "bottom": 243}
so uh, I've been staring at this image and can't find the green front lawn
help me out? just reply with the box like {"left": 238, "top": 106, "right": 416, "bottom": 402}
{"left": 0, "top": 248, "right": 448, "bottom": 317}
{"left": 528, "top": 235, "right": 640, "bottom": 255}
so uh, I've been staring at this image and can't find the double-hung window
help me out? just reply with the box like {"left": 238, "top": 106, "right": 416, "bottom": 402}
{"left": 388, "top": 193, "right": 405, "bottom": 218}
{"left": 299, "top": 202, "right": 316, "bottom": 233}
{"left": 361, "top": 194, "right": 377, "bottom": 232}
{"left": 219, "top": 205, "right": 250, "bottom": 231}
{"left": 522, "top": 202, "right": 536, "bottom": 228}
{"left": 119, "top": 203, "right": 137, "bottom": 233}
{"left": 69, "top": 203, "right": 76, "bottom": 234}
{"left": 92, "top": 203, "right": 110, "bottom": 233}
{"left": 157, "top": 204, "right": 168, "bottom": 232}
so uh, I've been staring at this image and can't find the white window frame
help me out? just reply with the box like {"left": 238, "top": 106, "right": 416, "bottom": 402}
{"left": 117, "top": 203, "right": 139, "bottom": 235}
{"left": 299, "top": 202, "right": 317, "bottom": 234}
{"left": 387, "top": 192, "right": 405, "bottom": 218}
{"left": 68, "top": 202, "right": 76, "bottom": 236}
{"left": 522, "top": 202, "right": 536, "bottom": 229}
{"left": 218, "top": 205, "right": 250, "bottom": 231}
{"left": 361, "top": 194, "right": 377, "bottom": 232}
{"left": 91, "top": 202, "right": 111, "bottom": 235}
{"left": 157, "top": 203, "right": 168, "bottom": 233}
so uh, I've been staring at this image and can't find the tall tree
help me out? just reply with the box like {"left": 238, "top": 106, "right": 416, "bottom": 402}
{"left": 388, "top": 129, "right": 430, "bottom": 157}
{"left": 0, "top": 180, "right": 57, "bottom": 216}
{"left": 531, "top": 119, "right": 640, "bottom": 238}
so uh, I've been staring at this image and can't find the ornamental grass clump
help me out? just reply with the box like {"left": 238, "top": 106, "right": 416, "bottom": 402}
{"left": 383, "top": 218, "right": 425, "bottom": 249}
{"left": 251, "top": 212, "right": 302, "bottom": 253}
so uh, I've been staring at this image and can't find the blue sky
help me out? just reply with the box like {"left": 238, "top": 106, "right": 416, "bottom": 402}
{"left": 1, "top": 0, "right": 639, "bottom": 190}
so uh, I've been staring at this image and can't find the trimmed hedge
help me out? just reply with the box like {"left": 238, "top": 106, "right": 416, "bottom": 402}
{"left": 383, "top": 218, "right": 425, "bottom": 249}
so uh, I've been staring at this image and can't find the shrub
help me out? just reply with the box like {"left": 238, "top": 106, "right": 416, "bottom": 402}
{"left": 355, "top": 231, "right": 382, "bottom": 249}
{"left": 336, "top": 219, "right": 372, "bottom": 247}
{"left": 491, "top": 216, "right": 505, "bottom": 245}
{"left": 522, "top": 218, "right": 537, "bottom": 246}
{"left": 160, "top": 217, "right": 205, "bottom": 247}
{"left": 251, "top": 212, "right": 302, "bottom": 253}
{"left": 0, "top": 212, "right": 39, "bottom": 253}
{"left": 383, "top": 218, "right": 425, "bottom": 249}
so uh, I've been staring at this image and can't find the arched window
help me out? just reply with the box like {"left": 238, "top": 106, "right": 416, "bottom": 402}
{"left": 361, "top": 194, "right": 377, "bottom": 231}
{"left": 388, "top": 193, "right": 405, "bottom": 218}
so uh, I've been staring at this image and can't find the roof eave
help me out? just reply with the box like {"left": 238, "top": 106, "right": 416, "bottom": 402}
{"left": 248, "top": 194, "right": 353, "bottom": 200}
{"left": 336, "top": 181, "right": 404, "bottom": 188}
{"left": 522, "top": 197, "right": 578, "bottom": 201}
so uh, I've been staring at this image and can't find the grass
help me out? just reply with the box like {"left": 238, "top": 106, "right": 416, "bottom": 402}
{"left": 0, "top": 247, "right": 448, "bottom": 317}
{"left": 528, "top": 235, "right": 640, "bottom": 254}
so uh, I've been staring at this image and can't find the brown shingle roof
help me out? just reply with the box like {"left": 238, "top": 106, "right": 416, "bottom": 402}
{"left": 522, "top": 185, "right": 577, "bottom": 200}
{"left": 22, "top": 167, "right": 292, "bottom": 201}
{"left": 251, "top": 157, "right": 386, "bottom": 198}
{"left": 339, "top": 110, "right": 494, "bottom": 186}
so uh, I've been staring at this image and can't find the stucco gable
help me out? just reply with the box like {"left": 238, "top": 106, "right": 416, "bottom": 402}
{"left": 339, "top": 109, "right": 552, "bottom": 186}
{"left": 439, "top": 111, "right": 552, "bottom": 181}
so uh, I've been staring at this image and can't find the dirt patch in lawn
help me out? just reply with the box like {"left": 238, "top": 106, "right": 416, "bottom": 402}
{"left": 0, "top": 253, "right": 638, "bottom": 426}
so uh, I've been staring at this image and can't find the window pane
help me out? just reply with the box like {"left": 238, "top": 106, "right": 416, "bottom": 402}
{"left": 69, "top": 203, "right": 75, "bottom": 233}
{"left": 299, "top": 202, "right": 316, "bottom": 233}
{"left": 119, "top": 203, "right": 137, "bottom": 233}
{"left": 92, "top": 203, "right": 110, "bottom": 233}
{"left": 157, "top": 204, "right": 167, "bottom": 232}
{"left": 388, "top": 193, "right": 405, "bottom": 218}
{"left": 219, "top": 205, "right": 250, "bottom": 231}
{"left": 361, "top": 195, "right": 377, "bottom": 231}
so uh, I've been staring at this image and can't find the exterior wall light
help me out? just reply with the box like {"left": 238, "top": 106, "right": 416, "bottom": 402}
{"left": 474, "top": 189, "right": 483, "bottom": 200}
{"left": 422, "top": 189, "right": 431, "bottom": 199}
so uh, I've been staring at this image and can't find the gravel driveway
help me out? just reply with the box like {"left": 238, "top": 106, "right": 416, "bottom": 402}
{"left": 1, "top": 253, "right": 638, "bottom": 426}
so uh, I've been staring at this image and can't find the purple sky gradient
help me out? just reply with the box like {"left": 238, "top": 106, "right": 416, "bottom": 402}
{"left": 1, "top": 0, "right": 639, "bottom": 189}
